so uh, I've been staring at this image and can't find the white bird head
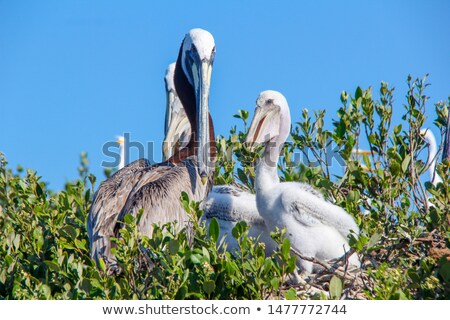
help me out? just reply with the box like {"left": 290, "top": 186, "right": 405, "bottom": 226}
{"left": 246, "top": 90, "right": 291, "bottom": 147}
{"left": 181, "top": 28, "right": 216, "bottom": 87}
{"left": 116, "top": 135, "right": 125, "bottom": 146}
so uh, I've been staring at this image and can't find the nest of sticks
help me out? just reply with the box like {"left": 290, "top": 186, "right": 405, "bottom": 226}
{"left": 284, "top": 229, "right": 450, "bottom": 299}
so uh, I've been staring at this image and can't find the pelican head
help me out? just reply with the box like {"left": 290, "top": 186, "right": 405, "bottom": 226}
{"left": 116, "top": 135, "right": 125, "bottom": 146}
{"left": 163, "top": 63, "right": 191, "bottom": 160}
{"left": 245, "top": 90, "right": 291, "bottom": 148}
{"left": 180, "top": 28, "right": 216, "bottom": 183}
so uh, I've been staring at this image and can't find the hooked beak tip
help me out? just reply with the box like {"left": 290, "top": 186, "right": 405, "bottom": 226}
{"left": 200, "top": 173, "right": 208, "bottom": 185}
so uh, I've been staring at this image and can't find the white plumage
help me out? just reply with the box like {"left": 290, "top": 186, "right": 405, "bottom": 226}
{"left": 202, "top": 185, "right": 277, "bottom": 255}
{"left": 420, "top": 128, "right": 443, "bottom": 209}
{"left": 420, "top": 128, "right": 443, "bottom": 186}
{"left": 245, "top": 90, "right": 360, "bottom": 273}
{"left": 117, "top": 135, "right": 125, "bottom": 170}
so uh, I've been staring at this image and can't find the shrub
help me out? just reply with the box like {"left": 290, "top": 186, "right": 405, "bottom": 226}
{"left": 0, "top": 75, "right": 449, "bottom": 299}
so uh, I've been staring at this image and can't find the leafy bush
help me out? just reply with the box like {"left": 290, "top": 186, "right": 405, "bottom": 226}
{"left": 0, "top": 75, "right": 449, "bottom": 299}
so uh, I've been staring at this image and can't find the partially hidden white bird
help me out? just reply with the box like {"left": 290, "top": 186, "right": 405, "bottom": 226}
{"left": 162, "top": 64, "right": 276, "bottom": 256}
{"left": 245, "top": 90, "right": 360, "bottom": 273}
{"left": 420, "top": 128, "right": 443, "bottom": 186}
{"left": 117, "top": 135, "right": 125, "bottom": 170}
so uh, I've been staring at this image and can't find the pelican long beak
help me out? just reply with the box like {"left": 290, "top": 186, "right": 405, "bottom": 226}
{"left": 246, "top": 106, "right": 265, "bottom": 148}
{"left": 245, "top": 105, "right": 280, "bottom": 149}
{"left": 193, "top": 60, "right": 213, "bottom": 184}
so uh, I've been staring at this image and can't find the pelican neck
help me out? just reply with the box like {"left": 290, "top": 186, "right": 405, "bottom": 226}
{"left": 255, "top": 141, "right": 282, "bottom": 192}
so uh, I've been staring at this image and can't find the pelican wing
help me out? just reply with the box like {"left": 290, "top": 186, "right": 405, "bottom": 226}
{"left": 203, "top": 185, "right": 263, "bottom": 224}
{"left": 115, "top": 157, "right": 208, "bottom": 237}
{"left": 87, "top": 159, "right": 150, "bottom": 266}
{"left": 281, "top": 184, "right": 359, "bottom": 239}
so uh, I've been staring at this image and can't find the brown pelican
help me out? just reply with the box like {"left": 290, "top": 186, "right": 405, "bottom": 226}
{"left": 88, "top": 28, "right": 216, "bottom": 274}
{"left": 161, "top": 68, "right": 276, "bottom": 255}
{"left": 245, "top": 90, "right": 360, "bottom": 273}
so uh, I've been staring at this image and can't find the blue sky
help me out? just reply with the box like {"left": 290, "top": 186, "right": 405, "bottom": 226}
{"left": 0, "top": 0, "right": 449, "bottom": 189}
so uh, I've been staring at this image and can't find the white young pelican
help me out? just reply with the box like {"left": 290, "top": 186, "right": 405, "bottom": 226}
{"left": 245, "top": 90, "right": 360, "bottom": 273}
{"left": 162, "top": 64, "right": 276, "bottom": 255}
{"left": 88, "top": 28, "right": 217, "bottom": 274}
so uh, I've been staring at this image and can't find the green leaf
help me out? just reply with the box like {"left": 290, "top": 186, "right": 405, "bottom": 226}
{"left": 355, "top": 86, "right": 363, "bottom": 100}
{"left": 262, "top": 259, "right": 273, "bottom": 275}
{"left": 168, "top": 239, "right": 179, "bottom": 255}
{"left": 98, "top": 257, "right": 107, "bottom": 273}
{"left": 208, "top": 217, "right": 220, "bottom": 242}
{"left": 202, "top": 247, "right": 210, "bottom": 263}
{"left": 74, "top": 239, "right": 86, "bottom": 250}
{"left": 232, "top": 221, "right": 247, "bottom": 239}
{"left": 44, "top": 260, "right": 60, "bottom": 272}
{"left": 401, "top": 154, "right": 411, "bottom": 172}
{"left": 284, "top": 287, "right": 298, "bottom": 300}
{"left": 123, "top": 214, "right": 134, "bottom": 225}
{"left": 203, "top": 280, "right": 215, "bottom": 295}
{"left": 190, "top": 253, "right": 202, "bottom": 264}
{"left": 438, "top": 259, "right": 450, "bottom": 282}
{"left": 60, "top": 225, "right": 77, "bottom": 240}
{"left": 181, "top": 191, "right": 189, "bottom": 203}
{"left": 35, "top": 182, "right": 44, "bottom": 199}
{"left": 367, "top": 232, "right": 382, "bottom": 250}
{"left": 175, "top": 286, "right": 188, "bottom": 299}
{"left": 329, "top": 275, "right": 343, "bottom": 300}
{"left": 271, "top": 278, "right": 280, "bottom": 290}
{"left": 281, "top": 238, "right": 291, "bottom": 259}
